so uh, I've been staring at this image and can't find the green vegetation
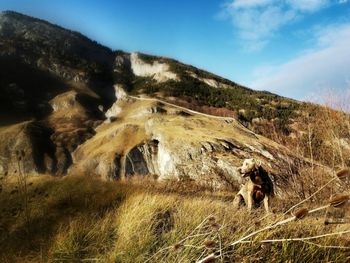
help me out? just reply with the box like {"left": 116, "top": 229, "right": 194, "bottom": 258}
{"left": 127, "top": 53, "right": 300, "bottom": 134}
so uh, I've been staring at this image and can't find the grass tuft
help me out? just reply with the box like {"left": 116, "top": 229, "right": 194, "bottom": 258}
{"left": 0, "top": 175, "right": 349, "bottom": 262}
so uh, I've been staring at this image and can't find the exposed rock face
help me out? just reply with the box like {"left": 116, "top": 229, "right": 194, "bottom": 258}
{"left": 128, "top": 139, "right": 244, "bottom": 189}
{"left": 0, "top": 11, "right": 311, "bottom": 197}
{"left": 187, "top": 71, "right": 232, "bottom": 89}
{"left": 125, "top": 145, "right": 150, "bottom": 177}
{"left": 68, "top": 93, "right": 304, "bottom": 195}
{"left": 105, "top": 85, "right": 128, "bottom": 119}
{"left": 130, "top": 53, "right": 178, "bottom": 82}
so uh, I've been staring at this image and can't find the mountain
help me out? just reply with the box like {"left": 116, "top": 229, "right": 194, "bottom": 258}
{"left": 117, "top": 52, "right": 300, "bottom": 119}
{"left": 2, "top": 10, "right": 350, "bottom": 263}
{"left": 0, "top": 11, "right": 115, "bottom": 122}
{"left": 0, "top": 11, "right": 309, "bottom": 194}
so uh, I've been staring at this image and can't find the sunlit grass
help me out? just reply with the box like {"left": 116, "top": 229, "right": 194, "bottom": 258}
{"left": 0, "top": 175, "right": 349, "bottom": 262}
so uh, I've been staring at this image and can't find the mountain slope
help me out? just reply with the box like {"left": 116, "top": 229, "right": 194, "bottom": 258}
{"left": 0, "top": 11, "right": 311, "bottom": 193}
{"left": 113, "top": 52, "right": 302, "bottom": 135}
{"left": 70, "top": 90, "right": 305, "bottom": 195}
{"left": 0, "top": 11, "right": 115, "bottom": 123}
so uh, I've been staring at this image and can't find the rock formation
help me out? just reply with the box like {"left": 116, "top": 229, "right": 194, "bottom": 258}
{"left": 0, "top": 11, "right": 308, "bottom": 196}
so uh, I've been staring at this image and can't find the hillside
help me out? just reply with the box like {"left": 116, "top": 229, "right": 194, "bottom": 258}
{"left": 0, "top": 10, "right": 349, "bottom": 187}
{"left": 1, "top": 11, "right": 348, "bottom": 186}
{"left": 1, "top": 11, "right": 349, "bottom": 188}
{"left": 0, "top": 10, "right": 350, "bottom": 263}
{"left": 0, "top": 11, "right": 115, "bottom": 124}
{"left": 113, "top": 52, "right": 302, "bottom": 136}
{"left": 0, "top": 10, "right": 311, "bottom": 185}
{"left": 0, "top": 11, "right": 302, "bottom": 132}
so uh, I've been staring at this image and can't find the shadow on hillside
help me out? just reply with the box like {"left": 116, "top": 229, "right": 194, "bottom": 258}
{"left": 0, "top": 176, "right": 127, "bottom": 260}
{"left": 0, "top": 56, "right": 71, "bottom": 126}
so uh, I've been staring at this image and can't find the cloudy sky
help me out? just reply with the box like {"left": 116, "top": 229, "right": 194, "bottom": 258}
{"left": 1, "top": 0, "right": 349, "bottom": 100}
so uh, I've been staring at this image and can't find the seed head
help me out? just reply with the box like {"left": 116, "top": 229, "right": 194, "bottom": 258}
{"left": 173, "top": 243, "right": 182, "bottom": 250}
{"left": 211, "top": 222, "right": 220, "bottom": 229}
{"left": 208, "top": 216, "right": 216, "bottom": 223}
{"left": 204, "top": 240, "right": 216, "bottom": 249}
{"left": 336, "top": 169, "right": 350, "bottom": 181}
{"left": 329, "top": 194, "right": 349, "bottom": 208}
{"left": 294, "top": 208, "right": 308, "bottom": 220}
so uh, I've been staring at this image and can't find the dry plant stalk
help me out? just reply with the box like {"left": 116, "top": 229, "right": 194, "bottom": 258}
{"left": 15, "top": 150, "right": 31, "bottom": 233}
{"left": 196, "top": 193, "right": 350, "bottom": 263}
{"left": 239, "top": 229, "right": 350, "bottom": 247}
{"left": 144, "top": 214, "right": 215, "bottom": 263}
{"left": 283, "top": 165, "right": 350, "bottom": 216}
{"left": 324, "top": 217, "right": 350, "bottom": 225}
{"left": 197, "top": 212, "right": 348, "bottom": 263}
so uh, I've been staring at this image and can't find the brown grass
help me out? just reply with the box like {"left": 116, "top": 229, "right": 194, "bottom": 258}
{"left": 0, "top": 174, "right": 349, "bottom": 263}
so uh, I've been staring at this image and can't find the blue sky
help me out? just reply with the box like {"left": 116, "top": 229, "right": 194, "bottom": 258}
{"left": 1, "top": 0, "right": 350, "bottom": 100}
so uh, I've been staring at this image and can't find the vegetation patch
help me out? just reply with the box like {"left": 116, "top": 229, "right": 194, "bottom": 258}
{"left": 0, "top": 174, "right": 349, "bottom": 262}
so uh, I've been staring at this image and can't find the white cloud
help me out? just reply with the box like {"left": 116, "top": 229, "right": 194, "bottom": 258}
{"left": 230, "top": 5, "right": 296, "bottom": 51}
{"left": 250, "top": 23, "right": 350, "bottom": 99}
{"left": 229, "top": 0, "right": 274, "bottom": 9}
{"left": 223, "top": 0, "right": 334, "bottom": 51}
{"left": 287, "top": 0, "right": 330, "bottom": 12}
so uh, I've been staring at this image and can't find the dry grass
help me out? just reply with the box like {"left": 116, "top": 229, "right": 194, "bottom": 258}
{"left": 1, "top": 90, "right": 350, "bottom": 262}
{"left": 68, "top": 96, "right": 298, "bottom": 183}
{"left": 0, "top": 175, "right": 128, "bottom": 262}
{"left": 0, "top": 174, "right": 349, "bottom": 263}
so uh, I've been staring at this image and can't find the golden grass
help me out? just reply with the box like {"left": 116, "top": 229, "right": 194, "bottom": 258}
{"left": 60, "top": 95, "right": 302, "bottom": 185}
{"left": 0, "top": 175, "right": 349, "bottom": 262}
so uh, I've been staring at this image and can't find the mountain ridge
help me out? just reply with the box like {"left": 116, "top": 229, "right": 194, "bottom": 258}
{"left": 1, "top": 10, "right": 350, "bottom": 263}
{"left": 0, "top": 10, "right": 292, "bottom": 102}
{"left": 0, "top": 10, "right": 310, "bottom": 193}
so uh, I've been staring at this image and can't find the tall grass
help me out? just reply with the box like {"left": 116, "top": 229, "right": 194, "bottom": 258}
{"left": 1, "top": 89, "right": 350, "bottom": 262}
{"left": 0, "top": 174, "right": 349, "bottom": 262}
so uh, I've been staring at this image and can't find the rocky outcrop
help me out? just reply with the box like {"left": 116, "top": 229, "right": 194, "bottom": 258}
{"left": 105, "top": 85, "right": 128, "bottom": 120}
{"left": 125, "top": 145, "right": 150, "bottom": 177}
{"left": 67, "top": 93, "right": 305, "bottom": 195}
{"left": 0, "top": 11, "right": 312, "bottom": 197}
{"left": 130, "top": 53, "right": 178, "bottom": 82}
{"left": 187, "top": 71, "right": 232, "bottom": 89}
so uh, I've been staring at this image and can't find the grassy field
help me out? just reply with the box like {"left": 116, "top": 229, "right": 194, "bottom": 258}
{"left": 0, "top": 174, "right": 349, "bottom": 263}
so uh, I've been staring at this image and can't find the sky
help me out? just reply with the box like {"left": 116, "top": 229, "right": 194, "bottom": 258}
{"left": 0, "top": 0, "right": 350, "bottom": 101}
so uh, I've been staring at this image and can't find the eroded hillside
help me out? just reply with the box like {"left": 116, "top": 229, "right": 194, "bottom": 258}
{"left": 0, "top": 10, "right": 341, "bottom": 195}
{"left": 69, "top": 86, "right": 307, "bottom": 195}
{"left": 114, "top": 52, "right": 303, "bottom": 135}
